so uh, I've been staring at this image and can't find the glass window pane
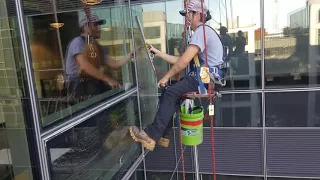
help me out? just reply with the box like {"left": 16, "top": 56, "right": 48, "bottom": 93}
{"left": 46, "top": 96, "right": 141, "bottom": 180}
{"left": 129, "top": 169, "right": 144, "bottom": 180}
{"left": 197, "top": 93, "right": 262, "bottom": 127}
{"left": 166, "top": 0, "right": 185, "bottom": 84}
{"left": 1, "top": 1, "right": 38, "bottom": 179}
{"left": 209, "top": 0, "right": 261, "bottom": 90}
{"left": 137, "top": 2, "right": 168, "bottom": 83}
{"left": 132, "top": 3, "right": 160, "bottom": 127}
{"left": 266, "top": 91, "right": 320, "bottom": 127}
{"left": 26, "top": 0, "right": 137, "bottom": 127}
{"left": 264, "top": 0, "right": 313, "bottom": 88}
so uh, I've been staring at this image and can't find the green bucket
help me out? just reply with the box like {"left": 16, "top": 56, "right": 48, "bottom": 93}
{"left": 180, "top": 106, "right": 204, "bottom": 146}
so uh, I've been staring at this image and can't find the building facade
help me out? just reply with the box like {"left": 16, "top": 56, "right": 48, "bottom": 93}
{"left": 1, "top": 0, "right": 320, "bottom": 180}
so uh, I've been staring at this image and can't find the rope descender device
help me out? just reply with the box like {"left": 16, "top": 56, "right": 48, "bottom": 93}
{"left": 145, "top": 43, "right": 155, "bottom": 60}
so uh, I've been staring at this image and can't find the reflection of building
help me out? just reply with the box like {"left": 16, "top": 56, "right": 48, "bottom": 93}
{"left": 227, "top": 24, "right": 259, "bottom": 88}
{"left": 308, "top": 0, "right": 320, "bottom": 85}
{"left": 288, "top": 7, "right": 308, "bottom": 28}
{"left": 273, "top": 0, "right": 280, "bottom": 33}
{"left": 143, "top": 11, "right": 166, "bottom": 52}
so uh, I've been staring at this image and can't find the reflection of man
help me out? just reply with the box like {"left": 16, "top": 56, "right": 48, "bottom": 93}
{"left": 65, "top": 14, "right": 135, "bottom": 97}
{"left": 219, "top": 26, "right": 233, "bottom": 59}
{"left": 234, "top": 30, "right": 246, "bottom": 55}
{"left": 129, "top": 1, "right": 225, "bottom": 151}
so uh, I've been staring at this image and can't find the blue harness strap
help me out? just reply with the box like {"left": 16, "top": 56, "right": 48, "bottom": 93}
{"left": 196, "top": 67, "right": 207, "bottom": 94}
{"left": 192, "top": 55, "right": 228, "bottom": 94}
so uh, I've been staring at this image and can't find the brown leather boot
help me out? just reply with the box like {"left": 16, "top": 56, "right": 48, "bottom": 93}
{"left": 129, "top": 126, "right": 156, "bottom": 151}
{"left": 157, "top": 137, "right": 170, "bottom": 148}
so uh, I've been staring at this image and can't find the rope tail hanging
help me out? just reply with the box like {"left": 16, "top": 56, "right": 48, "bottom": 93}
{"left": 199, "top": 0, "right": 217, "bottom": 180}
{"left": 178, "top": 0, "right": 190, "bottom": 178}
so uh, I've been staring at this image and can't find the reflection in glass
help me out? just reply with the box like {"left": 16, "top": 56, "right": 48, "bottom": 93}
{"left": 26, "top": 1, "right": 137, "bottom": 127}
{"left": 1, "top": 1, "right": 36, "bottom": 179}
{"left": 131, "top": 3, "right": 160, "bottom": 126}
{"left": 264, "top": 0, "right": 317, "bottom": 88}
{"left": 208, "top": 0, "right": 261, "bottom": 90}
{"left": 46, "top": 97, "right": 141, "bottom": 180}
{"left": 166, "top": 0, "right": 185, "bottom": 83}
{"left": 128, "top": 170, "right": 144, "bottom": 180}
{"left": 266, "top": 91, "right": 320, "bottom": 127}
{"left": 197, "top": 93, "right": 261, "bottom": 127}
{"left": 139, "top": 2, "right": 168, "bottom": 82}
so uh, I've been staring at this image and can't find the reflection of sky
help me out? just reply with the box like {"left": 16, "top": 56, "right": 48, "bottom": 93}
{"left": 142, "top": 0, "right": 307, "bottom": 31}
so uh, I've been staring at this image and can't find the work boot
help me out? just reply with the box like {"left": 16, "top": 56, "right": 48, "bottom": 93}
{"left": 157, "top": 137, "right": 170, "bottom": 148}
{"left": 129, "top": 126, "right": 156, "bottom": 151}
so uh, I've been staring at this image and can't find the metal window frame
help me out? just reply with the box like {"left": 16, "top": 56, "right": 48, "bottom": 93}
{"left": 128, "top": 0, "right": 148, "bottom": 179}
{"left": 260, "top": 1, "right": 267, "bottom": 180}
{"left": 15, "top": 0, "right": 144, "bottom": 179}
{"left": 15, "top": 0, "right": 49, "bottom": 179}
{"left": 121, "top": 154, "right": 145, "bottom": 180}
{"left": 41, "top": 88, "right": 137, "bottom": 141}
{"left": 15, "top": 0, "right": 320, "bottom": 178}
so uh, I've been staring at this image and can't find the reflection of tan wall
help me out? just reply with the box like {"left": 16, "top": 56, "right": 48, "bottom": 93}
{"left": 99, "top": 11, "right": 167, "bottom": 57}
{"left": 308, "top": 2, "right": 320, "bottom": 86}
{"left": 99, "top": 39, "right": 132, "bottom": 60}
{"left": 309, "top": 3, "right": 320, "bottom": 56}
{"left": 144, "top": 21, "right": 166, "bottom": 52}
{"left": 143, "top": 11, "right": 167, "bottom": 53}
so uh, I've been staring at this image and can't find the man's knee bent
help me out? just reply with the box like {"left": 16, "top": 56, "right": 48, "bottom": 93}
{"left": 162, "top": 87, "right": 182, "bottom": 103}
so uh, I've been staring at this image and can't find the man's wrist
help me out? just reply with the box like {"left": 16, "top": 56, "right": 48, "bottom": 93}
{"left": 155, "top": 51, "right": 163, "bottom": 57}
{"left": 164, "top": 74, "right": 171, "bottom": 80}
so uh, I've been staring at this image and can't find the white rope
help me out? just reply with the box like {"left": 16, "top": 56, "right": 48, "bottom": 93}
{"left": 169, "top": 145, "right": 187, "bottom": 180}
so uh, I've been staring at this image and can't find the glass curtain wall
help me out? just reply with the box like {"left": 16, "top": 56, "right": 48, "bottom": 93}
{"left": 1, "top": 0, "right": 154, "bottom": 179}
{"left": 264, "top": 0, "right": 320, "bottom": 179}
{"left": 0, "top": 0, "right": 38, "bottom": 179}
{"left": 130, "top": 0, "right": 320, "bottom": 179}
{"left": 4, "top": 0, "right": 320, "bottom": 179}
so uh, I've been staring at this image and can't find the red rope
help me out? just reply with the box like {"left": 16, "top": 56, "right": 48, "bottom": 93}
{"left": 152, "top": 62, "right": 167, "bottom": 75}
{"left": 178, "top": 0, "right": 189, "bottom": 179}
{"left": 200, "top": 0, "right": 216, "bottom": 180}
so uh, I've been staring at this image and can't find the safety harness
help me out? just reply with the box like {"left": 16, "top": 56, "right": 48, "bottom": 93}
{"left": 191, "top": 24, "right": 229, "bottom": 95}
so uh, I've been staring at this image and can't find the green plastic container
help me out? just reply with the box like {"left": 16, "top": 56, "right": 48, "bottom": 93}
{"left": 180, "top": 106, "right": 204, "bottom": 146}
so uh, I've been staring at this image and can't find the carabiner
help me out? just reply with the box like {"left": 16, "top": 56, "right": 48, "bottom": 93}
{"left": 90, "top": 52, "right": 97, "bottom": 58}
